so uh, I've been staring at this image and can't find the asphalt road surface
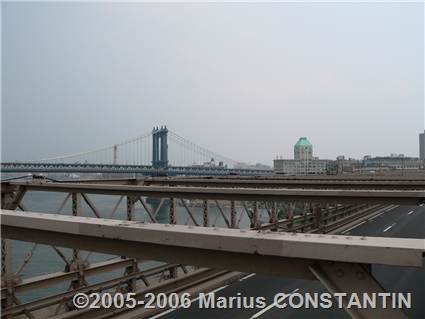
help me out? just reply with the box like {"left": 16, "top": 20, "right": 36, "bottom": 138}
{"left": 154, "top": 204, "right": 425, "bottom": 319}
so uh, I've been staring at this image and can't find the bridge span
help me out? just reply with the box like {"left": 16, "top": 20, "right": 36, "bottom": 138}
{"left": 1, "top": 127, "right": 273, "bottom": 176}
{"left": 0, "top": 162, "right": 271, "bottom": 176}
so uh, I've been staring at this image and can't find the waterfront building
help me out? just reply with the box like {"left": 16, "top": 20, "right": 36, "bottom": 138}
{"left": 274, "top": 137, "right": 332, "bottom": 175}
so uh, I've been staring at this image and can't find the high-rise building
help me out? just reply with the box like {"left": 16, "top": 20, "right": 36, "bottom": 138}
{"left": 294, "top": 137, "right": 313, "bottom": 160}
{"left": 420, "top": 131, "right": 425, "bottom": 160}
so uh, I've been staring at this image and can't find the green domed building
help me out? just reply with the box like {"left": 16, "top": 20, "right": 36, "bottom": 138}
{"left": 294, "top": 137, "right": 313, "bottom": 160}
{"left": 274, "top": 137, "right": 333, "bottom": 175}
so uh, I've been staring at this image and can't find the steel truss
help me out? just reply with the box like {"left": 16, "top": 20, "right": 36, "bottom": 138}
{"left": 1, "top": 178, "right": 424, "bottom": 318}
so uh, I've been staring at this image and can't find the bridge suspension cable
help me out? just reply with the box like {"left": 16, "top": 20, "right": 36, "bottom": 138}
{"left": 37, "top": 131, "right": 152, "bottom": 165}
{"left": 168, "top": 131, "right": 239, "bottom": 168}
{"left": 32, "top": 128, "right": 242, "bottom": 168}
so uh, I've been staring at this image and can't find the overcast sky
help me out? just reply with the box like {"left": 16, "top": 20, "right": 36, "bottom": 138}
{"left": 2, "top": 2, "right": 424, "bottom": 165}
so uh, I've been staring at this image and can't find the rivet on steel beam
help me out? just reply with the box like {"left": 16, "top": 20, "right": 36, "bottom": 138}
{"left": 356, "top": 271, "right": 365, "bottom": 280}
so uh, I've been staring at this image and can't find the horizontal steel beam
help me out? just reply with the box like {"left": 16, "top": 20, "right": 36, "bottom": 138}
{"left": 9, "top": 182, "right": 425, "bottom": 205}
{"left": 52, "top": 175, "right": 425, "bottom": 186}
{"left": 141, "top": 177, "right": 425, "bottom": 190}
{"left": 146, "top": 174, "right": 425, "bottom": 181}
{"left": 2, "top": 210, "right": 424, "bottom": 269}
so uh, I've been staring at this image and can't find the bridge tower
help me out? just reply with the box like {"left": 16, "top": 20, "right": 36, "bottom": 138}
{"left": 113, "top": 145, "right": 118, "bottom": 165}
{"left": 152, "top": 126, "right": 168, "bottom": 168}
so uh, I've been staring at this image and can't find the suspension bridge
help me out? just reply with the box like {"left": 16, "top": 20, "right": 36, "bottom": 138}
{"left": 1, "top": 126, "right": 272, "bottom": 176}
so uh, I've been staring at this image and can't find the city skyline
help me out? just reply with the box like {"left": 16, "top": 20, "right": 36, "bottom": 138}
{"left": 275, "top": 132, "right": 425, "bottom": 162}
{"left": 2, "top": 2, "right": 424, "bottom": 165}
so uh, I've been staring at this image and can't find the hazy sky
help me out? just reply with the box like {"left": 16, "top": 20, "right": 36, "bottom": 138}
{"left": 2, "top": 2, "right": 424, "bottom": 165}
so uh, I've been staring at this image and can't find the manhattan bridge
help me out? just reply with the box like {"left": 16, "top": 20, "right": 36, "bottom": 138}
{"left": 1, "top": 126, "right": 271, "bottom": 176}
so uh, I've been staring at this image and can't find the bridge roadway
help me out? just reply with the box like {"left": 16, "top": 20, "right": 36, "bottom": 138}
{"left": 157, "top": 204, "right": 425, "bottom": 319}
{"left": 0, "top": 162, "right": 273, "bottom": 176}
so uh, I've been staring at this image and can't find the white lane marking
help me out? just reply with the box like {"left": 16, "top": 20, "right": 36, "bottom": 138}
{"left": 240, "top": 273, "right": 256, "bottom": 281}
{"left": 149, "top": 306, "right": 177, "bottom": 319}
{"left": 367, "top": 205, "right": 398, "bottom": 221}
{"left": 420, "top": 204, "right": 424, "bottom": 207}
{"left": 407, "top": 210, "right": 414, "bottom": 215}
{"left": 149, "top": 284, "right": 229, "bottom": 319}
{"left": 342, "top": 221, "right": 367, "bottom": 234}
{"left": 210, "top": 285, "right": 229, "bottom": 294}
{"left": 383, "top": 223, "right": 396, "bottom": 232}
{"left": 367, "top": 210, "right": 387, "bottom": 221}
{"left": 249, "top": 288, "right": 299, "bottom": 319}
{"left": 250, "top": 301, "right": 278, "bottom": 319}
{"left": 189, "top": 284, "right": 229, "bottom": 303}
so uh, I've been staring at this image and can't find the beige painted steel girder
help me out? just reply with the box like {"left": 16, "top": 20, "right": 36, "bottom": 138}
{"left": 1, "top": 210, "right": 424, "bottom": 269}
{"left": 8, "top": 182, "right": 425, "bottom": 205}
{"left": 141, "top": 177, "right": 425, "bottom": 190}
